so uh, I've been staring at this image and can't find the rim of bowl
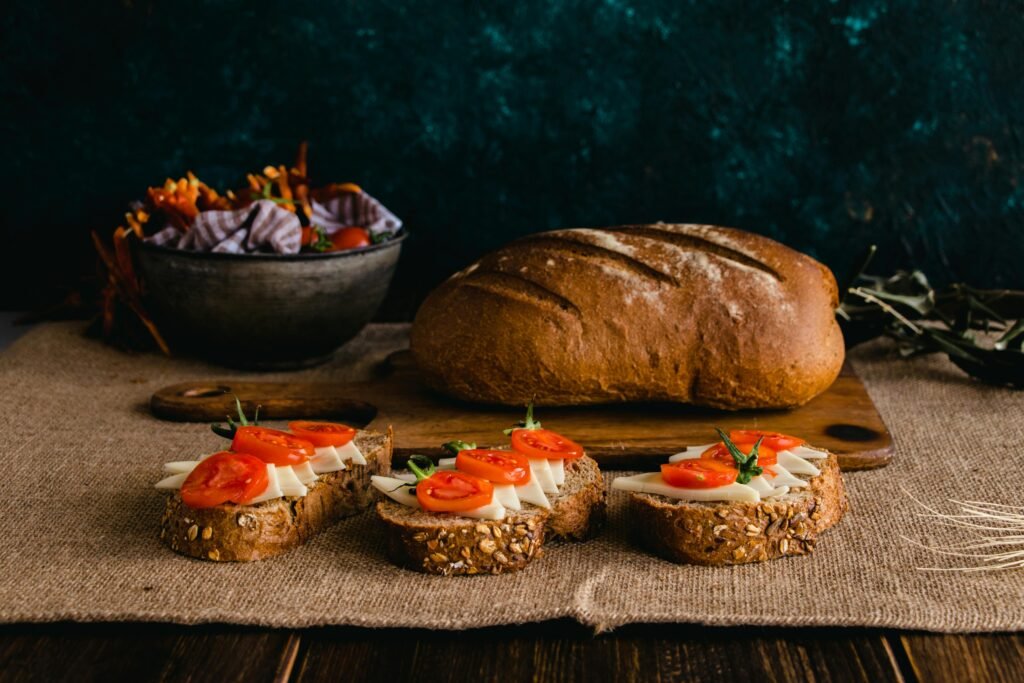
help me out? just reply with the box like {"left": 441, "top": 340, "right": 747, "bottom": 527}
{"left": 137, "top": 230, "right": 407, "bottom": 261}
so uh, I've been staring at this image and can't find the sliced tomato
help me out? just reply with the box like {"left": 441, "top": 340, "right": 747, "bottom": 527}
{"left": 288, "top": 420, "right": 357, "bottom": 448}
{"left": 728, "top": 430, "right": 805, "bottom": 452}
{"left": 231, "top": 426, "right": 314, "bottom": 466}
{"left": 180, "top": 452, "right": 268, "bottom": 509}
{"left": 510, "top": 428, "right": 584, "bottom": 460}
{"left": 416, "top": 470, "right": 494, "bottom": 512}
{"left": 661, "top": 459, "right": 738, "bottom": 489}
{"left": 456, "top": 449, "right": 531, "bottom": 485}
{"left": 328, "top": 226, "right": 371, "bottom": 251}
{"left": 702, "top": 442, "right": 778, "bottom": 469}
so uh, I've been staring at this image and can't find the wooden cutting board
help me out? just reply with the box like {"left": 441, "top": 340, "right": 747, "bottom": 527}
{"left": 151, "top": 352, "right": 893, "bottom": 471}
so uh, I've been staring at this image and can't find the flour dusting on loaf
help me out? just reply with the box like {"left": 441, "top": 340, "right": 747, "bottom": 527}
{"left": 411, "top": 224, "right": 844, "bottom": 409}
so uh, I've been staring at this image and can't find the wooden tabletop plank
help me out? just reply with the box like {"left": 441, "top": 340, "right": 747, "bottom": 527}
{"left": 294, "top": 621, "right": 904, "bottom": 683}
{"left": 0, "top": 623, "right": 296, "bottom": 683}
{"left": 898, "top": 633, "right": 1024, "bottom": 683}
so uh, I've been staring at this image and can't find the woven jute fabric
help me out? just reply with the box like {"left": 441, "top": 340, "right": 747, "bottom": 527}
{"left": 2, "top": 323, "right": 1023, "bottom": 632}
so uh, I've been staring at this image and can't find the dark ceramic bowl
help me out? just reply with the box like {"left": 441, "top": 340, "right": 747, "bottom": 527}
{"left": 135, "top": 234, "right": 406, "bottom": 369}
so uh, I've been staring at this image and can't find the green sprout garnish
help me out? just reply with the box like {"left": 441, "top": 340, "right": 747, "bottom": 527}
{"left": 402, "top": 454, "right": 437, "bottom": 494}
{"left": 441, "top": 440, "right": 476, "bottom": 456}
{"left": 503, "top": 402, "right": 541, "bottom": 436}
{"left": 211, "top": 395, "right": 261, "bottom": 439}
{"left": 715, "top": 428, "right": 764, "bottom": 485}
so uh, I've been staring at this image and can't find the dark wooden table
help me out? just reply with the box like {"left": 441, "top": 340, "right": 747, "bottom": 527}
{"left": 2, "top": 320, "right": 1022, "bottom": 682}
{"left": 1, "top": 621, "right": 1022, "bottom": 682}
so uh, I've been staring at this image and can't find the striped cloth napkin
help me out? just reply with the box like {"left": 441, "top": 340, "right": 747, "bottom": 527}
{"left": 146, "top": 191, "right": 402, "bottom": 254}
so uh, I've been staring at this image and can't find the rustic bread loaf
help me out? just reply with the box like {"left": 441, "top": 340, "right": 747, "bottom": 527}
{"left": 625, "top": 453, "right": 848, "bottom": 566}
{"left": 411, "top": 224, "right": 844, "bottom": 409}
{"left": 160, "top": 430, "right": 392, "bottom": 562}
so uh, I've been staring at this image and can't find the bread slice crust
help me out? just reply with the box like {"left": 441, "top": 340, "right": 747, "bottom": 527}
{"left": 628, "top": 454, "right": 848, "bottom": 565}
{"left": 547, "top": 455, "right": 607, "bottom": 541}
{"left": 376, "top": 501, "right": 549, "bottom": 575}
{"left": 159, "top": 431, "right": 392, "bottom": 562}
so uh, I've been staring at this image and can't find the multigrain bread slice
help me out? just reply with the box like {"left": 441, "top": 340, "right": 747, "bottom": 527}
{"left": 547, "top": 455, "right": 606, "bottom": 541}
{"left": 376, "top": 502, "right": 549, "bottom": 575}
{"left": 375, "top": 453, "right": 605, "bottom": 574}
{"left": 411, "top": 224, "right": 844, "bottom": 409}
{"left": 626, "top": 454, "right": 848, "bottom": 566}
{"left": 160, "top": 430, "right": 392, "bottom": 562}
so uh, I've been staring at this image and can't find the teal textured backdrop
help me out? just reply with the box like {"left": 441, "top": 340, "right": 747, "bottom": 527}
{"left": 2, "top": 0, "right": 1022, "bottom": 315}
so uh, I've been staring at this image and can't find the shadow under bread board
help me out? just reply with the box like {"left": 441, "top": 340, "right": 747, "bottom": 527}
{"left": 151, "top": 352, "right": 893, "bottom": 471}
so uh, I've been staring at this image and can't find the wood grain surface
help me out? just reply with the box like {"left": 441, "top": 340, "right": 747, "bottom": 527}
{"left": 151, "top": 355, "right": 893, "bottom": 471}
{"left": 4, "top": 622, "right": 1024, "bottom": 683}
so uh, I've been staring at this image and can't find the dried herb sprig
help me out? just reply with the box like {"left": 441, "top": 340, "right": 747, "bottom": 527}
{"left": 901, "top": 487, "right": 1024, "bottom": 571}
{"left": 837, "top": 247, "right": 1024, "bottom": 388}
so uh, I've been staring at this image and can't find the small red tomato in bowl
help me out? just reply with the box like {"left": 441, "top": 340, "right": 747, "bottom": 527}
{"left": 329, "top": 226, "right": 371, "bottom": 251}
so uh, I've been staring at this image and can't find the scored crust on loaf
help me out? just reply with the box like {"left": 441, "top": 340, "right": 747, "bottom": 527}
{"left": 159, "top": 430, "right": 392, "bottom": 562}
{"left": 411, "top": 224, "right": 845, "bottom": 409}
{"left": 376, "top": 501, "right": 549, "bottom": 575}
{"left": 626, "top": 454, "right": 848, "bottom": 566}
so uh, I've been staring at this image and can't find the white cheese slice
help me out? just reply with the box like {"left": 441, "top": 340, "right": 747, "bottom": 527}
{"left": 550, "top": 459, "right": 565, "bottom": 486}
{"left": 777, "top": 450, "right": 821, "bottom": 476}
{"left": 247, "top": 464, "right": 283, "bottom": 504}
{"left": 612, "top": 472, "right": 761, "bottom": 502}
{"left": 786, "top": 445, "right": 827, "bottom": 460}
{"left": 438, "top": 457, "right": 457, "bottom": 469}
{"left": 291, "top": 461, "right": 319, "bottom": 485}
{"left": 747, "top": 475, "right": 775, "bottom": 496}
{"left": 529, "top": 458, "right": 558, "bottom": 494}
{"left": 162, "top": 461, "right": 201, "bottom": 475}
{"left": 763, "top": 464, "right": 807, "bottom": 489}
{"left": 515, "top": 474, "right": 551, "bottom": 509}
{"left": 667, "top": 446, "right": 716, "bottom": 462}
{"left": 337, "top": 440, "right": 366, "bottom": 465}
{"left": 371, "top": 475, "right": 421, "bottom": 508}
{"left": 456, "top": 499, "right": 506, "bottom": 520}
{"left": 310, "top": 447, "right": 346, "bottom": 473}
{"left": 154, "top": 472, "right": 189, "bottom": 490}
{"left": 275, "top": 466, "right": 308, "bottom": 497}
{"left": 667, "top": 443, "right": 717, "bottom": 462}
{"left": 748, "top": 475, "right": 790, "bottom": 498}
{"left": 493, "top": 484, "right": 521, "bottom": 511}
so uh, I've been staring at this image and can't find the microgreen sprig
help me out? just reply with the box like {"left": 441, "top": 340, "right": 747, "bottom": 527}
{"left": 401, "top": 454, "right": 437, "bottom": 494}
{"left": 503, "top": 402, "right": 541, "bottom": 436}
{"left": 441, "top": 440, "right": 476, "bottom": 456}
{"left": 715, "top": 428, "right": 764, "bottom": 485}
{"left": 211, "top": 395, "right": 261, "bottom": 439}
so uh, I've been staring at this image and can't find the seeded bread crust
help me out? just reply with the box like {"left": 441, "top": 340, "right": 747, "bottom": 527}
{"left": 411, "top": 224, "right": 845, "bottom": 409}
{"left": 547, "top": 455, "right": 606, "bottom": 541}
{"left": 376, "top": 502, "right": 549, "bottom": 575}
{"left": 160, "top": 430, "right": 392, "bottom": 562}
{"left": 627, "top": 454, "right": 848, "bottom": 566}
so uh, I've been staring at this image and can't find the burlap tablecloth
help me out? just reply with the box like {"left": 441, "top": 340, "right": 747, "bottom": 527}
{"left": 1, "top": 323, "right": 1023, "bottom": 632}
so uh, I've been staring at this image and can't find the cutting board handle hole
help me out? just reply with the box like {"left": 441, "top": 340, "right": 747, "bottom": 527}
{"left": 181, "top": 386, "right": 231, "bottom": 398}
{"left": 825, "top": 424, "right": 879, "bottom": 442}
